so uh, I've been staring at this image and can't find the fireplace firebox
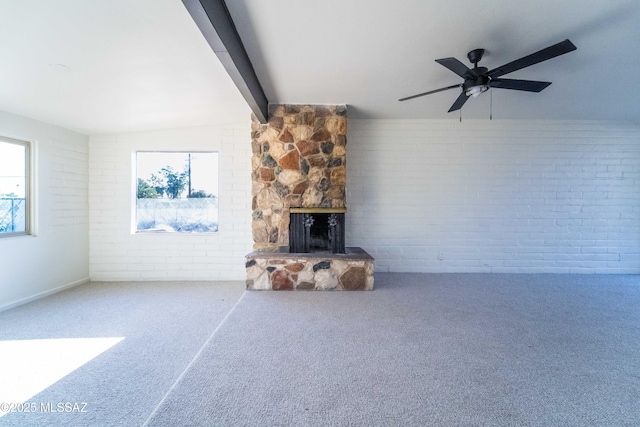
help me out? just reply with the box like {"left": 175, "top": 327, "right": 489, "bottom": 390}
{"left": 289, "top": 208, "right": 345, "bottom": 254}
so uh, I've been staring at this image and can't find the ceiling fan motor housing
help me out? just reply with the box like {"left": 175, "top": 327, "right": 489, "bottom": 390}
{"left": 463, "top": 71, "right": 489, "bottom": 91}
{"left": 467, "top": 48, "right": 485, "bottom": 65}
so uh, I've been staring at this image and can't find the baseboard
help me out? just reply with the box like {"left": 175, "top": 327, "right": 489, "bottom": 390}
{"left": 0, "top": 277, "right": 90, "bottom": 313}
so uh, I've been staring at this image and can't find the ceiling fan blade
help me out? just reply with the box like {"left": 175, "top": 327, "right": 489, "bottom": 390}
{"left": 435, "top": 57, "right": 478, "bottom": 79}
{"left": 399, "top": 84, "right": 462, "bottom": 101}
{"left": 489, "top": 78, "right": 552, "bottom": 92}
{"left": 448, "top": 91, "right": 469, "bottom": 112}
{"left": 487, "top": 39, "right": 577, "bottom": 78}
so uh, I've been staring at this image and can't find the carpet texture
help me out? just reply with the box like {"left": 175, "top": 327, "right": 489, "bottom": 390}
{"left": 0, "top": 281, "right": 245, "bottom": 427}
{"left": 146, "top": 274, "right": 640, "bottom": 427}
{"left": 1, "top": 274, "right": 639, "bottom": 426}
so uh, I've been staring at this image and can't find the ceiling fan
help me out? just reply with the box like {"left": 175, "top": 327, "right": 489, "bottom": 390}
{"left": 399, "top": 39, "right": 577, "bottom": 112}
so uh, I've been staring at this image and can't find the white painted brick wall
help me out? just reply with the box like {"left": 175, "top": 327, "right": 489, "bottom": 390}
{"left": 0, "top": 109, "right": 89, "bottom": 310}
{"left": 347, "top": 120, "right": 640, "bottom": 273}
{"left": 89, "top": 124, "right": 253, "bottom": 281}
{"left": 48, "top": 138, "right": 90, "bottom": 228}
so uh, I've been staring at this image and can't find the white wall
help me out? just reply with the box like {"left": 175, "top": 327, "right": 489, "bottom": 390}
{"left": 89, "top": 124, "right": 252, "bottom": 281}
{"left": 0, "top": 110, "right": 89, "bottom": 310}
{"left": 347, "top": 120, "right": 640, "bottom": 273}
{"left": 2, "top": 115, "right": 634, "bottom": 301}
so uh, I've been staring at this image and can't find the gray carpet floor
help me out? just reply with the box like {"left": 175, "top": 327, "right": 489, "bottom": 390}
{"left": 1, "top": 274, "right": 639, "bottom": 426}
{"left": 0, "top": 281, "right": 245, "bottom": 427}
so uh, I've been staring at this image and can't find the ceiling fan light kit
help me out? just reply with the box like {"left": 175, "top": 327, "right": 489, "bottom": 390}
{"left": 399, "top": 39, "right": 577, "bottom": 113}
{"left": 465, "top": 83, "right": 489, "bottom": 98}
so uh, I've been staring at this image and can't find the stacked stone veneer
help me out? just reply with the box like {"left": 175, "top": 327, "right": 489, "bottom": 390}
{"left": 251, "top": 104, "right": 347, "bottom": 252}
{"left": 246, "top": 249, "right": 374, "bottom": 291}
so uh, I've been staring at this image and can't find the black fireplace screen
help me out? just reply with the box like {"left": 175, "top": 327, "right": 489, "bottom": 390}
{"left": 289, "top": 212, "right": 345, "bottom": 254}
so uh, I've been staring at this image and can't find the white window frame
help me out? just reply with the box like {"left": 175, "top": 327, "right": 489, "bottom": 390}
{"left": 133, "top": 150, "right": 219, "bottom": 234}
{"left": 0, "top": 136, "right": 31, "bottom": 237}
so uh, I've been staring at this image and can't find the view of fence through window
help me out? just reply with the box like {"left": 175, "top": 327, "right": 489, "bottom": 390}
{"left": 136, "top": 152, "right": 219, "bottom": 233}
{"left": 0, "top": 138, "right": 28, "bottom": 235}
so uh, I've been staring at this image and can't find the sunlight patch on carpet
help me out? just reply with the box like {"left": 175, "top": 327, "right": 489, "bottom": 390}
{"left": 0, "top": 337, "right": 124, "bottom": 417}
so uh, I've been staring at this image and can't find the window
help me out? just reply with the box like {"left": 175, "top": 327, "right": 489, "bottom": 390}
{"left": 0, "top": 137, "right": 30, "bottom": 236}
{"left": 135, "top": 152, "right": 219, "bottom": 233}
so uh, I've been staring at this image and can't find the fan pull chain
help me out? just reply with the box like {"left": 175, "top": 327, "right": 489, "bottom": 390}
{"left": 490, "top": 88, "right": 493, "bottom": 120}
{"left": 459, "top": 86, "right": 463, "bottom": 122}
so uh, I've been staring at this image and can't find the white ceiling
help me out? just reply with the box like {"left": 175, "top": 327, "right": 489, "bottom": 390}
{"left": 0, "top": 0, "right": 639, "bottom": 135}
{"left": 0, "top": 0, "right": 250, "bottom": 135}
{"left": 228, "top": 0, "right": 640, "bottom": 122}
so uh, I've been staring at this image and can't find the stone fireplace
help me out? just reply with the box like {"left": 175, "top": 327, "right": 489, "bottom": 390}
{"left": 245, "top": 104, "right": 374, "bottom": 290}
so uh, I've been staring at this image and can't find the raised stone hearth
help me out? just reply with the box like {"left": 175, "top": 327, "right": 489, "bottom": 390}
{"left": 246, "top": 248, "right": 374, "bottom": 291}
{"left": 247, "top": 104, "right": 374, "bottom": 290}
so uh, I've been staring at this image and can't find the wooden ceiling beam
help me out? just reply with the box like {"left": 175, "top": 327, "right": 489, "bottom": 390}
{"left": 182, "top": 0, "right": 269, "bottom": 123}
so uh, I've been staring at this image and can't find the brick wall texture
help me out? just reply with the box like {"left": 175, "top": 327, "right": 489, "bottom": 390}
{"left": 347, "top": 120, "right": 640, "bottom": 273}
{"left": 88, "top": 119, "right": 640, "bottom": 278}
{"left": 89, "top": 124, "right": 252, "bottom": 281}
